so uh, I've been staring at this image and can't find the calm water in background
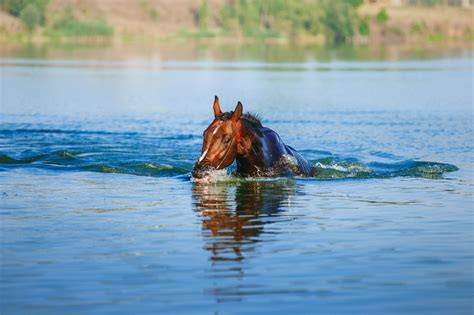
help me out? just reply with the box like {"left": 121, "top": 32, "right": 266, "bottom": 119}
{"left": 0, "top": 44, "right": 473, "bottom": 314}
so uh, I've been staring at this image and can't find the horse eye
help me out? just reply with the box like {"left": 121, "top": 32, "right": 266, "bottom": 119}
{"left": 223, "top": 136, "right": 231, "bottom": 144}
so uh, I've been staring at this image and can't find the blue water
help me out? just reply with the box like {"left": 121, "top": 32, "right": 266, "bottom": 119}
{"left": 0, "top": 47, "right": 473, "bottom": 314}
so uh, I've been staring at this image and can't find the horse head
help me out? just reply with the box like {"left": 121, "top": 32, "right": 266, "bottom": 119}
{"left": 192, "top": 96, "right": 243, "bottom": 178}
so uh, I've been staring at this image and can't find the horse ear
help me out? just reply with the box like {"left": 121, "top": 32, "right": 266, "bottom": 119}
{"left": 213, "top": 95, "right": 222, "bottom": 118}
{"left": 232, "top": 101, "right": 243, "bottom": 121}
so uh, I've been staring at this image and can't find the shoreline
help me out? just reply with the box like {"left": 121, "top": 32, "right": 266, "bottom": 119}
{"left": 1, "top": 4, "right": 472, "bottom": 49}
{"left": 1, "top": 40, "right": 471, "bottom": 63}
{"left": 1, "top": 25, "right": 472, "bottom": 47}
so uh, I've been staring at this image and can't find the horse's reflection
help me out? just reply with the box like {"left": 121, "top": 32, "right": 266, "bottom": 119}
{"left": 192, "top": 180, "right": 297, "bottom": 265}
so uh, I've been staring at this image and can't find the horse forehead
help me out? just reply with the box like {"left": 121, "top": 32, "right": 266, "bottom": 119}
{"left": 208, "top": 121, "right": 233, "bottom": 134}
{"left": 222, "top": 123, "right": 234, "bottom": 133}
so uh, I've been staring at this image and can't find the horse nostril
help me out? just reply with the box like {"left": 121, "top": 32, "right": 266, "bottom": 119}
{"left": 192, "top": 161, "right": 216, "bottom": 178}
{"left": 192, "top": 168, "right": 203, "bottom": 178}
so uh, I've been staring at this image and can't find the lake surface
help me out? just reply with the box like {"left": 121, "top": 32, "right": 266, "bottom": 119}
{"left": 0, "top": 44, "right": 473, "bottom": 314}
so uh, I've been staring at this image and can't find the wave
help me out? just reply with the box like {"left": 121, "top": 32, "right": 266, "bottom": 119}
{"left": 314, "top": 157, "right": 458, "bottom": 180}
{"left": 0, "top": 128, "right": 141, "bottom": 136}
{"left": 0, "top": 151, "right": 189, "bottom": 177}
{"left": 82, "top": 163, "right": 188, "bottom": 177}
{"left": 0, "top": 151, "right": 458, "bottom": 180}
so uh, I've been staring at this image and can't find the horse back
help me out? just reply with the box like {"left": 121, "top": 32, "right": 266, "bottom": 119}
{"left": 261, "top": 128, "right": 315, "bottom": 177}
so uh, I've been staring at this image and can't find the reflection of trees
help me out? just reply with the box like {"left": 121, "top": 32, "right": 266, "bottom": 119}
{"left": 192, "top": 180, "right": 297, "bottom": 265}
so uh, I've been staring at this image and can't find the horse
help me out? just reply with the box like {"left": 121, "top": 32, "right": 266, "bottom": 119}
{"left": 192, "top": 96, "right": 317, "bottom": 179}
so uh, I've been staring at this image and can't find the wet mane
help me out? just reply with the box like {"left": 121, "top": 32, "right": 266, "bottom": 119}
{"left": 218, "top": 111, "right": 262, "bottom": 128}
{"left": 242, "top": 112, "right": 262, "bottom": 127}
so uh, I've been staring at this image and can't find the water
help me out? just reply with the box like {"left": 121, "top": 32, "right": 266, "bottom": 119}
{"left": 0, "top": 44, "right": 473, "bottom": 314}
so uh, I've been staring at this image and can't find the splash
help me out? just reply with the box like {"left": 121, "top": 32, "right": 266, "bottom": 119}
{"left": 190, "top": 169, "right": 233, "bottom": 183}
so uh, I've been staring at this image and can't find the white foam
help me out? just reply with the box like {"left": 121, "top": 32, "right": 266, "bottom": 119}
{"left": 281, "top": 154, "right": 298, "bottom": 167}
{"left": 315, "top": 161, "right": 371, "bottom": 173}
{"left": 191, "top": 169, "right": 232, "bottom": 183}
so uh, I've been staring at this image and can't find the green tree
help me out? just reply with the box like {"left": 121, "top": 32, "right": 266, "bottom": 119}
{"left": 216, "top": 0, "right": 363, "bottom": 43}
{"left": 347, "top": 0, "right": 363, "bottom": 7}
{"left": 19, "top": 3, "right": 40, "bottom": 31}
{"left": 239, "top": 0, "right": 261, "bottom": 35}
{"left": 375, "top": 8, "right": 389, "bottom": 25}
{"left": 197, "top": 0, "right": 209, "bottom": 31}
{"left": 321, "top": 0, "right": 357, "bottom": 43}
{"left": 150, "top": 7, "right": 159, "bottom": 21}
{"left": 2, "top": 0, "right": 49, "bottom": 24}
{"left": 219, "top": 3, "right": 234, "bottom": 30}
{"left": 359, "top": 16, "right": 370, "bottom": 36}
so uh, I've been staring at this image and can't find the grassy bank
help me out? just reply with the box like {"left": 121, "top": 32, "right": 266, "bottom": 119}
{"left": 0, "top": 0, "right": 472, "bottom": 47}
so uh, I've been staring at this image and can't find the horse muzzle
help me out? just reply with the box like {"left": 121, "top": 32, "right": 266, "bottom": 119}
{"left": 191, "top": 163, "right": 216, "bottom": 179}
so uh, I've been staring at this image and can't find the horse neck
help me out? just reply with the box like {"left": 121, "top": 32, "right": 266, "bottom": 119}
{"left": 236, "top": 121, "right": 266, "bottom": 170}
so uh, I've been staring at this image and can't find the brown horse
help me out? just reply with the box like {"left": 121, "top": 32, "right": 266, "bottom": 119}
{"left": 192, "top": 96, "right": 316, "bottom": 179}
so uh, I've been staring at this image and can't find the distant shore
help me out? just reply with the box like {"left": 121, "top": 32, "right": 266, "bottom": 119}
{"left": 1, "top": 2, "right": 472, "bottom": 48}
